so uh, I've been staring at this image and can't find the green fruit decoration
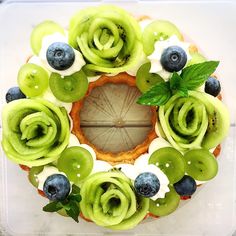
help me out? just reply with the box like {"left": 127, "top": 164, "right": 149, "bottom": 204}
{"left": 149, "top": 187, "right": 180, "bottom": 216}
{"left": 184, "top": 149, "right": 218, "bottom": 181}
{"left": 158, "top": 91, "right": 230, "bottom": 152}
{"left": 80, "top": 171, "right": 149, "bottom": 230}
{"left": 69, "top": 5, "right": 143, "bottom": 74}
{"left": 30, "top": 20, "right": 65, "bottom": 55}
{"left": 2, "top": 99, "right": 70, "bottom": 167}
{"left": 149, "top": 147, "right": 185, "bottom": 184}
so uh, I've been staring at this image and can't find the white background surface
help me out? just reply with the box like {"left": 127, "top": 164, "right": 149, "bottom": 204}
{"left": 0, "top": 1, "right": 236, "bottom": 235}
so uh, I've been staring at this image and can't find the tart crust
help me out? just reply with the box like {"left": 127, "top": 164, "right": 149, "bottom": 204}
{"left": 70, "top": 72, "right": 157, "bottom": 165}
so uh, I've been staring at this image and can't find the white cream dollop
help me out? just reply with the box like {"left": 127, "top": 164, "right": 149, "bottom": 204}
{"left": 37, "top": 166, "right": 66, "bottom": 191}
{"left": 39, "top": 33, "right": 85, "bottom": 76}
{"left": 126, "top": 50, "right": 148, "bottom": 76}
{"left": 115, "top": 153, "right": 170, "bottom": 201}
{"left": 139, "top": 19, "right": 153, "bottom": 32}
{"left": 91, "top": 160, "right": 113, "bottom": 174}
{"left": 28, "top": 55, "right": 46, "bottom": 69}
{"left": 147, "top": 35, "right": 191, "bottom": 80}
{"left": 148, "top": 137, "right": 171, "bottom": 155}
{"left": 40, "top": 88, "right": 72, "bottom": 113}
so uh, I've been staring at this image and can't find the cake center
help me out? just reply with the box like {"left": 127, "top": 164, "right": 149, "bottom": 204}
{"left": 79, "top": 82, "right": 154, "bottom": 153}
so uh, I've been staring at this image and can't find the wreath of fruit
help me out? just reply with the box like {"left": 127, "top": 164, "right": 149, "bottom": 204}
{"left": 2, "top": 5, "right": 230, "bottom": 230}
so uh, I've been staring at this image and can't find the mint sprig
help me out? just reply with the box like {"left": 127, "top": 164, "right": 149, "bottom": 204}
{"left": 137, "top": 82, "right": 172, "bottom": 106}
{"left": 181, "top": 61, "right": 219, "bottom": 89}
{"left": 43, "top": 184, "right": 81, "bottom": 223}
{"left": 137, "top": 61, "right": 219, "bottom": 106}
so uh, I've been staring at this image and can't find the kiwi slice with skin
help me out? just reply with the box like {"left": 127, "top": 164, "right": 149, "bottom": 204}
{"left": 184, "top": 149, "right": 218, "bottom": 181}
{"left": 136, "top": 62, "right": 164, "bottom": 93}
{"left": 49, "top": 70, "right": 88, "bottom": 103}
{"left": 195, "top": 91, "right": 230, "bottom": 149}
{"left": 80, "top": 171, "right": 149, "bottom": 230}
{"left": 158, "top": 91, "right": 230, "bottom": 152}
{"left": 142, "top": 20, "right": 183, "bottom": 55}
{"left": 149, "top": 186, "right": 180, "bottom": 217}
{"left": 69, "top": 5, "right": 143, "bottom": 74}
{"left": 108, "top": 195, "right": 149, "bottom": 230}
{"left": 149, "top": 147, "right": 186, "bottom": 184}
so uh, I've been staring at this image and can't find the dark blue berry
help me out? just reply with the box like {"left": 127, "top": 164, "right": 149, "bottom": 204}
{"left": 43, "top": 174, "right": 70, "bottom": 201}
{"left": 6, "top": 86, "right": 26, "bottom": 103}
{"left": 161, "top": 46, "right": 187, "bottom": 72}
{"left": 134, "top": 172, "right": 160, "bottom": 198}
{"left": 205, "top": 77, "right": 221, "bottom": 97}
{"left": 173, "top": 175, "right": 196, "bottom": 196}
{"left": 46, "top": 42, "right": 75, "bottom": 70}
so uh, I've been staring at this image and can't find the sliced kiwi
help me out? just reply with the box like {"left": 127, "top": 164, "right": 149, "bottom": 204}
{"left": 149, "top": 147, "right": 185, "bottom": 184}
{"left": 188, "top": 91, "right": 230, "bottom": 149}
{"left": 158, "top": 91, "right": 230, "bottom": 152}
{"left": 69, "top": 5, "right": 143, "bottom": 74}
{"left": 184, "top": 149, "right": 218, "bottom": 181}
{"left": 149, "top": 186, "right": 180, "bottom": 216}
{"left": 142, "top": 20, "right": 183, "bottom": 55}
{"left": 107, "top": 196, "right": 149, "bottom": 230}
{"left": 80, "top": 171, "right": 149, "bottom": 230}
{"left": 136, "top": 62, "right": 164, "bottom": 93}
{"left": 49, "top": 70, "right": 88, "bottom": 103}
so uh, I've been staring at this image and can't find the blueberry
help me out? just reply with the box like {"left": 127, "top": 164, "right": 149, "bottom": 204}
{"left": 134, "top": 172, "right": 160, "bottom": 198}
{"left": 205, "top": 77, "right": 221, "bottom": 97}
{"left": 46, "top": 42, "right": 75, "bottom": 70}
{"left": 6, "top": 86, "right": 26, "bottom": 103}
{"left": 160, "top": 46, "right": 187, "bottom": 72}
{"left": 43, "top": 174, "right": 70, "bottom": 201}
{"left": 173, "top": 175, "right": 196, "bottom": 196}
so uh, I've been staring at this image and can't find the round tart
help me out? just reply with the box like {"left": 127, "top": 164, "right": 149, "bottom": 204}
{"left": 1, "top": 5, "right": 230, "bottom": 231}
{"left": 71, "top": 72, "right": 157, "bottom": 165}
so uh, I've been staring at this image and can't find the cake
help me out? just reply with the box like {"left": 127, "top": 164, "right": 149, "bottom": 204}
{"left": 1, "top": 5, "right": 230, "bottom": 230}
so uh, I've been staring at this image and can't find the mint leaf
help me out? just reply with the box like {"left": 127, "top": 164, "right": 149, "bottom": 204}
{"left": 71, "top": 184, "right": 80, "bottom": 194}
{"left": 181, "top": 61, "right": 219, "bottom": 89}
{"left": 137, "top": 82, "right": 172, "bottom": 106}
{"left": 170, "top": 72, "right": 189, "bottom": 97}
{"left": 66, "top": 201, "right": 80, "bottom": 223}
{"left": 42, "top": 184, "right": 82, "bottom": 223}
{"left": 43, "top": 201, "right": 63, "bottom": 212}
{"left": 177, "top": 86, "right": 188, "bottom": 97}
{"left": 68, "top": 194, "right": 82, "bottom": 202}
{"left": 170, "top": 72, "right": 182, "bottom": 91}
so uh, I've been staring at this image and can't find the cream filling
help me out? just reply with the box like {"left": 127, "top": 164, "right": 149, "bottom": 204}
{"left": 126, "top": 50, "right": 148, "bottom": 76}
{"left": 39, "top": 33, "right": 85, "bottom": 76}
{"left": 116, "top": 155, "right": 170, "bottom": 200}
{"left": 147, "top": 35, "right": 192, "bottom": 80}
{"left": 139, "top": 19, "right": 153, "bottom": 32}
{"left": 39, "top": 88, "right": 72, "bottom": 113}
{"left": 37, "top": 166, "right": 66, "bottom": 191}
